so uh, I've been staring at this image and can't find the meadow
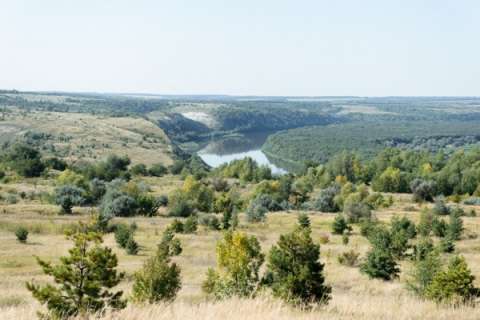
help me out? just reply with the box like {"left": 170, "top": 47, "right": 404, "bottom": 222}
{"left": 1, "top": 174, "right": 480, "bottom": 319}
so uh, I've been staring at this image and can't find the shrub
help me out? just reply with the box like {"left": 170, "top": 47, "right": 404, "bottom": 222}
{"left": 264, "top": 224, "right": 331, "bottom": 306}
{"left": 432, "top": 198, "right": 450, "bottom": 216}
{"left": 390, "top": 216, "right": 416, "bottom": 239}
{"left": 246, "top": 199, "right": 268, "bottom": 223}
{"left": 130, "top": 164, "right": 148, "bottom": 176}
{"left": 432, "top": 217, "right": 447, "bottom": 237}
{"left": 183, "top": 215, "right": 198, "bottom": 233}
{"left": 4, "top": 143, "right": 45, "bottom": 177}
{"left": 337, "top": 250, "right": 360, "bottom": 267}
{"left": 168, "top": 219, "right": 184, "bottom": 233}
{"left": 115, "top": 224, "right": 134, "bottom": 248}
{"left": 360, "top": 247, "right": 399, "bottom": 280}
{"left": 413, "top": 237, "right": 435, "bottom": 261}
{"left": 44, "top": 157, "right": 67, "bottom": 171}
{"left": 104, "top": 195, "right": 137, "bottom": 217}
{"left": 54, "top": 185, "right": 86, "bottom": 214}
{"left": 126, "top": 236, "right": 139, "bottom": 255}
{"left": 332, "top": 215, "right": 349, "bottom": 235}
{"left": 26, "top": 224, "right": 126, "bottom": 318}
{"left": 342, "top": 234, "right": 349, "bottom": 245}
{"left": 410, "top": 179, "right": 436, "bottom": 202}
{"left": 132, "top": 229, "right": 181, "bottom": 303}
{"left": 199, "top": 214, "right": 221, "bottom": 231}
{"left": 417, "top": 209, "right": 434, "bottom": 237}
{"left": 360, "top": 218, "right": 378, "bottom": 237}
{"left": 89, "top": 178, "right": 106, "bottom": 203}
{"left": 168, "top": 197, "right": 195, "bottom": 217}
{"left": 15, "top": 226, "right": 29, "bottom": 243}
{"left": 343, "top": 202, "right": 371, "bottom": 223}
{"left": 447, "top": 211, "right": 464, "bottom": 241}
{"left": 202, "top": 231, "right": 264, "bottom": 299}
{"left": 425, "top": 256, "right": 480, "bottom": 304}
{"left": 0, "top": 170, "right": 5, "bottom": 180}
{"left": 407, "top": 250, "right": 442, "bottom": 296}
{"left": 298, "top": 213, "right": 310, "bottom": 229}
{"left": 157, "top": 195, "right": 168, "bottom": 207}
{"left": 148, "top": 163, "right": 168, "bottom": 177}
{"left": 137, "top": 195, "right": 161, "bottom": 217}
{"left": 439, "top": 237, "right": 456, "bottom": 253}
{"left": 311, "top": 185, "right": 339, "bottom": 212}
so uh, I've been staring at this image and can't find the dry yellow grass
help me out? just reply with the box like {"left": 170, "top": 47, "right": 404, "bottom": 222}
{"left": 0, "top": 178, "right": 480, "bottom": 319}
{"left": 0, "top": 108, "right": 174, "bottom": 165}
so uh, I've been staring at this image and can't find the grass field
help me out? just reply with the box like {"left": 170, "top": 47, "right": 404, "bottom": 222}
{"left": 1, "top": 175, "right": 480, "bottom": 319}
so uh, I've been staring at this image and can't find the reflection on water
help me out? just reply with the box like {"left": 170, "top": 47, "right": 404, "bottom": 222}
{"left": 197, "top": 132, "right": 288, "bottom": 174}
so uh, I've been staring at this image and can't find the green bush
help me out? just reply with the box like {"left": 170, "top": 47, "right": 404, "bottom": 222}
{"left": 148, "top": 163, "right": 168, "bottom": 177}
{"left": 15, "top": 226, "right": 29, "bottom": 243}
{"left": 202, "top": 231, "right": 264, "bottom": 299}
{"left": 447, "top": 211, "right": 464, "bottom": 241}
{"left": 130, "top": 164, "right": 148, "bottom": 176}
{"left": 168, "top": 198, "right": 195, "bottom": 217}
{"left": 199, "top": 214, "right": 221, "bottom": 231}
{"left": 54, "top": 185, "right": 86, "bottom": 214}
{"left": 425, "top": 256, "right": 480, "bottom": 304}
{"left": 332, "top": 215, "right": 349, "bottom": 235}
{"left": 390, "top": 216, "right": 416, "bottom": 239}
{"left": 3, "top": 143, "right": 45, "bottom": 177}
{"left": 26, "top": 224, "right": 125, "bottom": 318}
{"left": 126, "top": 235, "right": 139, "bottom": 255}
{"left": 132, "top": 229, "right": 182, "bottom": 303}
{"left": 183, "top": 215, "right": 198, "bottom": 233}
{"left": 246, "top": 198, "right": 268, "bottom": 223}
{"left": 298, "top": 213, "right": 310, "bottom": 229}
{"left": 114, "top": 224, "right": 134, "bottom": 248}
{"left": 264, "top": 224, "right": 331, "bottom": 306}
{"left": 413, "top": 237, "right": 434, "bottom": 261}
{"left": 407, "top": 249, "right": 442, "bottom": 296}
{"left": 343, "top": 202, "right": 371, "bottom": 223}
{"left": 360, "top": 247, "right": 399, "bottom": 280}
{"left": 136, "top": 195, "right": 161, "bottom": 217}
{"left": 432, "top": 217, "right": 447, "bottom": 237}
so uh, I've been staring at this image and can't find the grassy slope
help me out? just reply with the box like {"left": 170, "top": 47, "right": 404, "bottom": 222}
{"left": 0, "top": 108, "right": 174, "bottom": 165}
{"left": 0, "top": 176, "right": 480, "bottom": 319}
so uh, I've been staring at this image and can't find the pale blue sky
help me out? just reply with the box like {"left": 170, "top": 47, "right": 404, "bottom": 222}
{"left": 1, "top": 1, "right": 479, "bottom": 96}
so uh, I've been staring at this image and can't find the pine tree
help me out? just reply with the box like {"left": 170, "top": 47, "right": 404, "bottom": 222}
{"left": 298, "top": 213, "right": 310, "bottom": 229}
{"left": 447, "top": 212, "right": 463, "bottom": 241}
{"left": 132, "top": 228, "right": 182, "bottom": 303}
{"left": 332, "top": 215, "right": 349, "bottom": 235}
{"left": 126, "top": 235, "right": 139, "bottom": 255}
{"left": 265, "top": 223, "right": 331, "bottom": 306}
{"left": 360, "top": 247, "right": 399, "bottom": 280}
{"left": 26, "top": 223, "right": 125, "bottom": 318}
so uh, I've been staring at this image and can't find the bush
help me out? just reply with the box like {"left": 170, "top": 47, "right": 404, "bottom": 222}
{"left": 447, "top": 211, "right": 464, "bottom": 241}
{"left": 264, "top": 224, "right": 331, "bottom": 306}
{"left": 183, "top": 215, "right": 198, "bottom": 233}
{"left": 417, "top": 209, "right": 434, "bottom": 237}
{"left": 425, "top": 256, "right": 480, "bottom": 305}
{"left": 130, "top": 164, "right": 148, "bottom": 176}
{"left": 390, "top": 216, "right": 416, "bottom": 239}
{"left": 407, "top": 250, "right": 442, "bottom": 296}
{"left": 432, "top": 198, "right": 450, "bottom": 216}
{"left": 148, "top": 163, "right": 168, "bottom": 177}
{"left": 413, "top": 237, "right": 435, "bottom": 261}
{"left": 45, "top": 157, "right": 68, "bottom": 171}
{"left": 343, "top": 202, "right": 371, "bottom": 223}
{"left": 126, "top": 236, "right": 139, "bottom": 255}
{"left": 54, "top": 185, "right": 86, "bottom": 214}
{"left": 202, "top": 231, "right": 264, "bottom": 299}
{"left": 199, "top": 214, "right": 221, "bottom": 231}
{"left": 15, "top": 226, "right": 29, "bottom": 243}
{"left": 361, "top": 247, "right": 399, "bottom": 280}
{"left": 158, "top": 195, "right": 169, "bottom": 207}
{"left": 246, "top": 199, "right": 268, "bottom": 223}
{"left": 439, "top": 237, "right": 456, "bottom": 253}
{"left": 132, "top": 229, "right": 182, "bottom": 303}
{"left": 298, "top": 213, "right": 310, "bottom": 229}
{"left": 432, "top": 218, "right": 447, "bottom": 237}
{"left": 115, "top": 224, "right": 134, "bottom": 248}
{"left": 311, "top": 185, "right": 339, "bottom": 212}
{"left": 26, "top": 224, "right": 126, "bottom": 318}
{"left": 410, "top": 179, "right": 436, "bottom": 202}
{"left": 103, "top": 195, "right": 137, "bottom": 217}
{"left": 3, "top": 143, "right": 45, "bottom": 177}
{"left": 168, "top": 219, "right": 184, "bottom": 233}
{"left": 89, "top": 178, "right": 106, "bottom": 203}
{"left": 168, "top": 198, "right": 195, "bottom": 217}
{"left": 137, "top": 195, "right": 161, "bottom": 217}
{"left": 0, "top": 170, "right": 5, "bottom": 180}
{"left": 342, "top": 234, "right": 349, "bottom": 245}
{"left": 332, "top": 215, "right": 350, "bottom": 235}
{"left": 337, "top": 250, "right": 360, "bottom": 267}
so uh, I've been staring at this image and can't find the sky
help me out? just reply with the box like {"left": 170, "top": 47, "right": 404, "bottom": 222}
{"left": 1, "top": 0, "right": 479, "bottom": 96}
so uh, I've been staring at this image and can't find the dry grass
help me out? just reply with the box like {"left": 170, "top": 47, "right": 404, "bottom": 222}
{"left": 0, "top": 181, "right": 480, "bottom": 319}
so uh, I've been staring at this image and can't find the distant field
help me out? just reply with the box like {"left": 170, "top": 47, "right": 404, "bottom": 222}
{"left": 0, "top": 108, "right": 174, "bottom": 165}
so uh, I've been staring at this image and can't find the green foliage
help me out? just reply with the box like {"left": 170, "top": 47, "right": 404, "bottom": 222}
{"left": 439, "top": 237, "right": 456, "bottom": 253}
{"left": 168, "top": 197, "right": 195, "bottom": 217}
{"left": 360, "top": 247, "right": 399, "bottom": 280}
{"left": 114, "top": 224, "right": 135, "bottom": 248}
{"left": 183, "top": 215, "right": 198, "bottom": 233}
{"left": 130, "top": 163, "right": 148, "bottom": 176}
{"left": 148, "top": 163, "right": 168, "bottom": 177}
{"left": 425, "top": 256, "right": 480, "bottom": 305}
{"left": 26, "top": 223, "right": 125, "bottom": 318}
{"left": 169, "top": 175, "right": 213, "bottom": 213}
{"left": 202, "top": 231, "right": 264, "bottom": 299}
{"left": 407, "top": 250, "right": 442, "bottom": 296}
{"left": 136, "top": 194, "right": 161, "bottom": 217}
{"left": 15, "top": 226, "right": 29, "bottom": 243}
{"left": 126, "top": 235, "right": 140, "bottom": 255}
{"left": 298, "top": 213, "right": 310, "bottom": 229}
{"left": 331, "top": 215, "right": 350, "bottom": 235}
{"left": 432, "top": 217, "right": 447, "bottom": 237}
{"left": 390, "top": 216, "right": 416, "bottom": 240}
{"left": 246, "top": 198, "right": 268, "bottom": 223}
{"left": 214, "top": 157, "right": 272, "bottom": 183}
{"left": 410, "top": 179, "right": 436, "bottom": 202}
{"left": 447, "top": 211, "right": 464, "bottom": 241}
{"left": 417, "top": 209, "right": 434, "bottom": 237}
{"left": 413, "top": 237, "right": 435, "bottom": 261}
{"left": 2, "top": 143, "right": 45, "bottom": 177}
{"left": 343, "top": 201, "right": 371, "bottom": 223}
{"left": 265, "top": 224, "right": 331, "bottom": 306}
{"left": 372, "top": 166, "right": 406, "bottom": 192}
{"left": 199, "top": 214, "right": 221, "bottom": 230}
{"left": 54, "top": 185, "right": 86, "bottom": 214}
{"left": 432, "top": 198, "right": 450, "bottom": 215}
{"left": 132, "top": 229, "right": 182, "bottom": 303}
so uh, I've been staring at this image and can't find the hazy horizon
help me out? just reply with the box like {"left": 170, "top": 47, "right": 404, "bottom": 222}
{"left": 2, "top": 1, "right": 479, "bottom": 96}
